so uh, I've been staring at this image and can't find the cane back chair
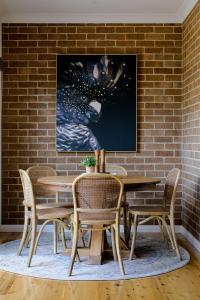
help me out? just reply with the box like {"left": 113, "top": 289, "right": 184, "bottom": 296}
{"left": 26, "top": 166, "right": 74, "bottom": 252}
{"left": 18, "top": 169, "right": 72, "bottom": 267}
{"left": 27, "top": 166, "right": 73, "bottom": 209}
{"left": 105, "top": 165, "right": 127, "bottom": 176}
{"left": 129, "top": 168, "right": 181, "bottom": 261}
{"left": 68, "top": 173, "right": 125, "bottom": 276}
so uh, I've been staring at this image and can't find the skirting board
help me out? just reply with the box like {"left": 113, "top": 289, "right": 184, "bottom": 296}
{"left": 0, "top": 224, "right": 199, "bottom": 253}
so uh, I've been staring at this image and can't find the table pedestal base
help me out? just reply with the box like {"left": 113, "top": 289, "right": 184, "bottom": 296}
{"left": 87, "top": 226, "right": 104, "bottom": 265}
{"left": 62, "top": 237, "right": 135, "bottom": 265}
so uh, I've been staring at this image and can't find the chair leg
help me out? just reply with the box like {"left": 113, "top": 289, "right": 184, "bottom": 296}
{"left": 68, "top": 222, "right": 79, "bottom": 276}
{"left": 53, "top": 221, "right": 58, "bottom": 254}
{"left": 127, "top": 211, "right": 132, "bottom": 244}
{"left": 111, "top": 226, "right": 117, "bottom": 261}
{"left": 60, "top": 224, "right": 67, "bottom": 250}
{"left": 34, "top": 219, "right": 55, "bottom": 255}
{"left": 70, "top": 223, "right": 80, "bottom": 262}
{"left": 79, "top": 230, "right": 86, "bottom": 247}
{"left": 115, "top": 221, "right": 125, "bottom": 275}
{"left": 76, "top": 249, "right": 81, "bottom": 262}
{"left": 87, "top": 230, "right": 92, "bottom": 248}
{"left": 161, "top": 217, "right": 175, "bottom": 250}
{"left": 157, "top": 217, "right": 165, "bottom": 241}
{"left": 57, "top": 223, "right": 62, "bottom": 241}
{"left": 25, "top": 225, "right": 32, "bottom": 248}
{"left": 123, "top": 205, "right": 128, "bottom": 244}
{"left": 169, "top": 217, "right": 181, "bottom": 260}
{"left": 17, "top": 215, "right": 29, "bottom": 255}
{"left": 27, "top": 219, "right": 37, "bottom": 267}
{"left": 129, "top": 214, "right": 138, "bottom": 260}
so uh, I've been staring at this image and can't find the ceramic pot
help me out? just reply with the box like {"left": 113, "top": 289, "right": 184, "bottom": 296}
{"left": 85, "top": 166, "right": 95, "bottom": 173}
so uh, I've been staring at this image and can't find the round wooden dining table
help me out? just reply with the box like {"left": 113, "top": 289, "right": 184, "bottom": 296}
{"left": 38, "top": 174, "right": 161, "bottom": 264}
{"left": 38, "top": 174, "right": 160, "bottom": 192}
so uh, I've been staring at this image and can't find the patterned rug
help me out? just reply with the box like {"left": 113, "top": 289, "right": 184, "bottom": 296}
{"left": 0, "top": 233, "right": 190, "bottom": 281}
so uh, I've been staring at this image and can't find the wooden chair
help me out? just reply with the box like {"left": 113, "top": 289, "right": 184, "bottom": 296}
{"left": 129, "top": 168, "right": 181, "bottom": 260}
{"left": 26, "top": 166, "right": 73, "bottom": 250}
{"left": 68, "top": 173, "right": 125, "bottom": 276}
{"left": 105, "top": 165, "right": 129, "bottom": 243}
{"left": 27, "top": 166, "right": 73, "bottom": 209}
{"left": 17, "top": 169, "right": 73, "bottom": 267}
{"left": 105, "top": 165, "right": 127, "bottom": 176}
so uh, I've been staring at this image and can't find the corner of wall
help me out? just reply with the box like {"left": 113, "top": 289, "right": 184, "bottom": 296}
{"left": 0, "top": 22, "right": 2, "bottom": 225}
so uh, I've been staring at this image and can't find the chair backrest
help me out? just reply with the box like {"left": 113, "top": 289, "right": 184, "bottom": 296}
{"left": 164, "top": 168, "right": 180, "bottom": 216}
{"left": 72, "top": 173, "right": 123, "bottom": 217}
{"left": 27, "top": 166, "right": 57, "bottom": 196}
{"left": 105, "top": 165, "right": 127, "bottom": 176}
{"left": 19, "top": 169, "right": 35, "bottom": 209}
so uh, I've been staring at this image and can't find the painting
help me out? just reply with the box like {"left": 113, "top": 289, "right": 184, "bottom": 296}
{"left": 56, "top": 54, "right": 137, "bottom": 152}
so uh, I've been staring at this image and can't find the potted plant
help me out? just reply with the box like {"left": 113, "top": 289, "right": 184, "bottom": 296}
{"left": 80, "top": 156, "right": 96, "bottom": 173}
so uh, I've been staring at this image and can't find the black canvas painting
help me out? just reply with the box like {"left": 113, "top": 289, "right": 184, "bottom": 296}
{"left": 56, "top": 54, "right": 137, "bottom": 151}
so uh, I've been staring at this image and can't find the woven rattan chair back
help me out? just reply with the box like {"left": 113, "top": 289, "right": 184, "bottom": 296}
{"left": 27, "top": 166, "right": 57, "bottom": 196}
{"left": 72, "top": 173, "right": 123, "bottom": 216}
{"left": 164, "top": 168, "right": 180, "bottom": 216}
{"left": 69, "top": 173, "right": 125, "bottom": 276}
{"left": 19, "top": 169, "right": 35, "bottom": 209}
{"left": 106, "top": 165, "right": 127, "bottom": 176}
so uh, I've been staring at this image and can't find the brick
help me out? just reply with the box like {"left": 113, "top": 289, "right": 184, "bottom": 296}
{"left": 68, "top": 34, "right": 86, "bottom": 40}
{"left": 106, "top": 33, "right": 125, "bottom": 40}
{"left": 67, "top": 47, "right": 86, "bottom": 53}
{"left": 57, "top": 27, "right": 76, "bottom": 33}
{"left": 165, "top": 34, "right": 182, "bottom": 40}
{"left": 126, "top": 33, "right": 144, "bottom": 40}
{"left": 116, "top": 40, "right": 135, "bottom": 46}
{"left": 19, "top": 26, "right": 38, "bottom": 33}
{"left": 87, "top": 34, "right": 105, "bottom": 40}
{"left": 145, "top": 33, "right": 165, "bottom": 40}
{"left": 105, "top": 47, "right": 125, "bottom": 53}
{"left": 77, "top": 40, "right": 97, "bottom": 47}
{"left": 155, "top": 27, "right": 174, "bottom": 33}
{"left": 135, "top": 27, "right": 154, "bottom": 33}
{"left": 28, "top": 34, "right": 47, "bottom": 40}
{"left": 38, "top": 27, "right": 56, "bottom": 33}
{"left": 76, "top": 27, "right": 95, "bottom": 33}
{"left": 9, "top": 34, "right": 28, "bottom": 40}
{"left": 97, "top": 41, "right": 115, "bottom": 46}
{"left": 57, "top": 41, "right": 76, "bottom": 47}
{"left": 96, "top": 27, "right": 115, "bottom": 33}
{"left": 136, "top": 41, "right": 154, "bottom": 47}
{"left": 115, "top": 27, "right": 135, "bottom": 33}
{"left": 48, "top": 34, "right": 66, "bottom": 40}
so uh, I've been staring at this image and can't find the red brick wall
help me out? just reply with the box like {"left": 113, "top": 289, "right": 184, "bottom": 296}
{"left": 182, "top": 2, "right": 200, "bottom": 241}
{"left": 2, "top": 23, "right": 182, "bottom": 224}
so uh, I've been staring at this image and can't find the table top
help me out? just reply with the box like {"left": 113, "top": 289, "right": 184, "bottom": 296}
{"left": 38, "top": 174, "right": 161, "bottom": 188}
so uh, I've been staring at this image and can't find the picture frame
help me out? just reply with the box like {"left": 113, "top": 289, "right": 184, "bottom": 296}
{"left": 56, "top": 54, "right": 137, "bottom": 152}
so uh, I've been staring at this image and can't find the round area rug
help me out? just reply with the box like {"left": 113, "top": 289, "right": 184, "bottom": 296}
{"left": 0, "top": 234, "right": 190, "bottom": 281}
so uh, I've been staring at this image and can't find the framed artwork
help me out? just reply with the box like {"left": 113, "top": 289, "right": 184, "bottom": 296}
{"left": 56, "top": 54, "right": 137, "bottom": 152}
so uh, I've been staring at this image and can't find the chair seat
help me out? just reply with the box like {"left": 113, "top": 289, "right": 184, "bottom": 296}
{"left": 129, "top": 206, "right": 169, "bottom": 216}
{"left": 71, "top": 213, "right": 116, "bottom": 225}
{"left": 37, "top": 207, "right": 73, "bottom": 220}
{"left": 36, "top": 202, "right": 73, "bottom": 209}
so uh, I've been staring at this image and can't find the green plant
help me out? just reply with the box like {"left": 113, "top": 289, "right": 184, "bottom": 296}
{"left": 80, "top": 156, "right": 96, "bottom": 167}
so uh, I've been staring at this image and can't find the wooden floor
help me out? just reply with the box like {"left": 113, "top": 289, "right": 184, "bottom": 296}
{"left": 0, "top": 233, "right": 199, "bottom": 300}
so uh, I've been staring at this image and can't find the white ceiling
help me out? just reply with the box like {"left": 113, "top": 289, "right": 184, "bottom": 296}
{"left": 0, "top": 0, "right": 198, "bottom": 23}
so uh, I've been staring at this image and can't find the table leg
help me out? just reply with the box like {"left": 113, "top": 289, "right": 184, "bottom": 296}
{"left": 122, "top": 193, "right": 129, "bottom": 244}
